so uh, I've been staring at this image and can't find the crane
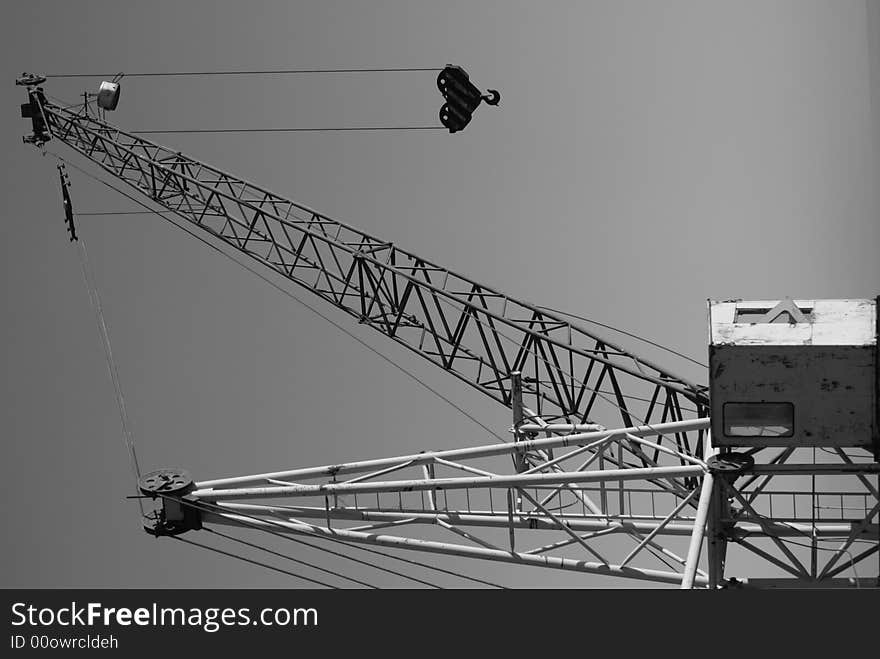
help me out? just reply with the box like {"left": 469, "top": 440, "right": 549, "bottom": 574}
{"left": 18, "top": 73, "right": 879, "bottom": 588}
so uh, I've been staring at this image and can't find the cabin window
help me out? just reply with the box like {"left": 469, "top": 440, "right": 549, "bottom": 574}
{"left": 723, "top": 402, "right": 794, "bottom": 437}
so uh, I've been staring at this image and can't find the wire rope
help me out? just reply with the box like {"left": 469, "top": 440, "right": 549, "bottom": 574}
{"left": 76, "top": 237, "right": 145, "bottom": 517}
{"left": 169, "top": 535, "right": 337, "bottom": 588}
{"left": 50, "top": 150, "right": 698, "bottom": 458}
{"left": 132, "top": 127, "right": 444, "bottom": 134}
{"left": 537, "top": 304, "right": 708, "bottom": 369}
{"left": 775, "top": 536, "right": 868, "bottom": 587}
{"left": 53, "top": 155, "right": 491, "bottom": 587}
{"left": 46, "top": 67, "right": 442, "bottom": 78}
{"left": 49, "top": 153, "right": 510, "bottom": 445}
{"left": 158, "top": 493, "right": 445, "bottom": 589}
{"left": 78, "top": 211, "right": 178, "bottom": 216}
{"left": 204, "top": 527, "right": 379, "bottom": 589}
{"left": 49, "top": 151, "right": 698, "bottom": 512}
{"left": 160, "top": 492, "right": 508, "bottom": 588}
{"left": 196, "top": 498, "right": 510, "bottom": 589}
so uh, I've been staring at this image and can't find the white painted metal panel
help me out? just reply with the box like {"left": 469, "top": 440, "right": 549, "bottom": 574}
{"left": 709, "top": 298, "right": 876, "bottom": 346}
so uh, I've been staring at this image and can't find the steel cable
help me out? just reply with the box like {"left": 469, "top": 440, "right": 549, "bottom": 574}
{"left": 49, "top": 152, "right": 699, "bottom": 513}
{"left": 48, "top": 152, "right": 510, "bottom": 445}
{"left": 77, "top": 237, "right": 145, "bottom": 517}
{"left": 204, "top": 527, "right": 379, "bottom": 589}
{"left": 46, "top": 67, "right": 442, "bottom": 78}
{"left": 49, "top": 144, "right": 700, "bottom": 448}
{"left": 157, "top": 491, "right": 509, "bottom": 588}
{"left": 170, "top": 535, "right": 337, "bottom": 588}
{"left": 191, "top": 497, "right": 510, "bottom": 589}
{"left": 132, "top": 127, "right": 444, "bottom": 134}
{"left": 537, "top": 305, "right": 708, "bottom": 369}
{"left": 54, "top": 156, "right": 464, "bottom": 587}
{"left": 157, "top": 493, "right": 445, "bottom": 588}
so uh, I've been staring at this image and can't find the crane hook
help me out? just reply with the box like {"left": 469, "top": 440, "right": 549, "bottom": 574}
{"left": 481, "top": 89, "right": 501, "bottom": 106}
{"left": 436, "top": 65, "right": 501, "bottom": 133}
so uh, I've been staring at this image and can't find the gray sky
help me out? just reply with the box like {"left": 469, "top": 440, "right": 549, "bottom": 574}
{"left": 2, "top": 0, "right": 878, "bottom": 588}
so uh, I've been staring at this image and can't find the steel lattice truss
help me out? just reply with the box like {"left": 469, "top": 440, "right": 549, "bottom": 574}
{"left": 149, "top": 418, "right": 877, "bottom": 588}
{"left": 706, "top": 446, "right": 879, "bottom": 587}
{"left": 188, "top": 419, "right": 714, "bottom": 587}
{"left": 24, "top": 91, "right": 878, "bottom": 588}
{"left": 40, "top": 101, "right": 709, "bottom": 455}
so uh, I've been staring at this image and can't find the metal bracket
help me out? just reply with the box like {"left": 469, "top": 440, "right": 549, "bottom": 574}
{"left": 16, "top": 72, "right": 46, "bottom": 87}
{"left": 707, "top": 452, "right": 755, "bottom": 480}
{"left": 511, "top": 371, "right": 527, "bottom": 473}
{"left": 138, "top": 468, "right": 202, "bottom": 536}
{"left": 20, "top": 86, "right": 51, "bottom": 146}
{"left": 57, "top": 163, "right": 77, "bottom": 241}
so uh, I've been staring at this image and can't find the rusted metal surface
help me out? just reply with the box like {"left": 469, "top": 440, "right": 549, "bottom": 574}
{"left": 709, "top": 298, "right": 877, "bottom": 449}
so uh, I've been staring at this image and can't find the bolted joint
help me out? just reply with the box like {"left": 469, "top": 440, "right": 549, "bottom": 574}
{"left": 706, "top": 452, "right": 754, "bottom": 481}
{"left": 139, "top": 468, "right": 202, "bottom": 537}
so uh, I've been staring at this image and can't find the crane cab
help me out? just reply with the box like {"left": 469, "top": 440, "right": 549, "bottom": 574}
{"left": 708, "top": 298, "right": 878, "bottom": 454}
